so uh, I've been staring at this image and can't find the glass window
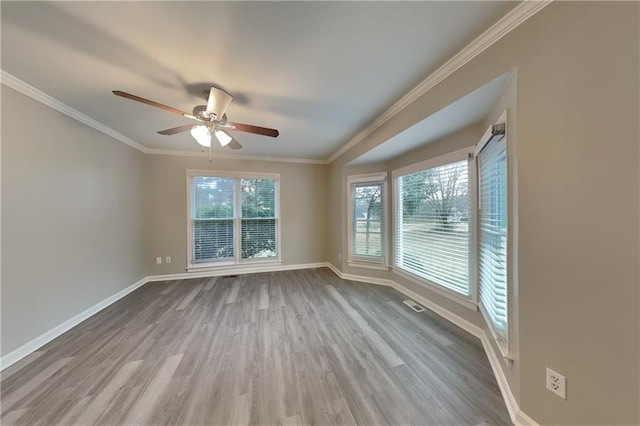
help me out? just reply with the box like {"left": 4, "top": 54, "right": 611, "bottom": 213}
{"left": 188, "top": 173, "right": 279, "bottom": 267}
{"left": 395, "top": 159, "right": 471, "bottom": 296}
{"left": 348, "top": 176, "right": 386, "bottom": 264}
{"left": 478, "top": 134, "right": 508, "bottom": 340}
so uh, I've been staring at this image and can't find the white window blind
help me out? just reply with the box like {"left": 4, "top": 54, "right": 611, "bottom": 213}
{"left": 478, "top": 135, "right": 508, "bottom": 340}
{"left": 241, "top": 178, "right": 277, "bottom": 259}
{"left": 188, "top": 173, "right": 279, "bottom": 267}
{"left": 395, "top": 160, "right": 471, "bottom": 295}
{"left": 191, "top": 176, "right": 235, "bottom": 263}
{"left": 349, "top": 178, "right": 385, "bottom": 263}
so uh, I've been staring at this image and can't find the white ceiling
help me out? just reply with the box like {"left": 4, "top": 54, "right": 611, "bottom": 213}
{"left": 1, "top": 1, "right": 516, "bottom": 161}
{"left": 348, "top": 72, "right": 512, "bottom": 166}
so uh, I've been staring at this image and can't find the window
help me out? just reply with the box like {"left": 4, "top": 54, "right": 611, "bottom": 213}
{"left": 240, "top": 178, "right": 278, "bottom": 259}
{"left": 394, "top": 150, "right": 472, "bottom": 296}
{"left": 347, "top": 174, "right": 387, "bottom": 266}
{"left": 188, "top": 171, "right": 279, "bottom": 269}
{"left": 477, "top": 121, "right": 509, "bottom": 344}
{"left": 191, "top": 176, "right": 235, "bottom": 262}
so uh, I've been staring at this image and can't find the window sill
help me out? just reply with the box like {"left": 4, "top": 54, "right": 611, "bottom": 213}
{"left": 187, "top": 259, "right": 281, "bottom": 273}
{"left": 392, "top": 268, "right": 477, "bottom": 311}
{"left": 347, "top": 261, "right": 389, "bottom": 271}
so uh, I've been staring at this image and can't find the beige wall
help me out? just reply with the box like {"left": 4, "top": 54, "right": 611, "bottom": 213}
{"left": 145, "top": 154, "right": 328, "bottom": 275}
{"left": 1, "top": 2, "right": 638, "bottom": 424}
{"left": 1, "top": 86, "right": 147, "bottom": 356}
{"left": 328, "top": 2, "right": 639, "bottom": 424}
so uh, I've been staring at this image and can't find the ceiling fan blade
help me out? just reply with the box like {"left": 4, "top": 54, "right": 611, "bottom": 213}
{"left": 157, "top": 124, "right": 196, "bottom": 135}
{"left": 228, "top": 139, "right": 242, "bottom": 150}
{"left": 206, "top": 87, "right": 233, "bottom": 119}
{"left": 228, "top": 122, "right": 279, "bottom": 138}
{"left": 113, "top": 90, "right": 197, "bottom": 120}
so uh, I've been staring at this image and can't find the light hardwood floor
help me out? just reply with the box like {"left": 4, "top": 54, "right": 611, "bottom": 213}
{"left": 1, "top": 268, "right": 511, "bottom": 425}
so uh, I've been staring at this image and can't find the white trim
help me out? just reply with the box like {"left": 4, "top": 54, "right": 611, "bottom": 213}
{"left": 2, "top": 1, "right": 551, "bottom": 167}
{"left": 157, "top": 149, "right": 327, "bottom": 165}
{"left": 186, "top": 172, "right": 281, "bottom": 269}
{"left": 392, "top": 268, "right": 476, "bottom": 311}
{"left": 0, "top": 70, "right": 327, "bottom": 165}
{"left": 475, "top": 110, "right": 508, "bottom": 155}
{"left": 0, "top": 262, "right": 538, "bottom": 425}
{"left": 187, "top": 259, "right": 281, "bottom": 273}
{"left": 0, "top": 70, "right": 148, "bottom": 153}
{"left": 0, "top": 262, "right": 328, "bottom": 370}
{"left": 327, "top": 0, "right": 551, "bottom": 163}
{"left": 147, "top": 262, "right": 328, "bottom": 282}
{"left": 516, "top": 410, "right": 540, "bottom": 426}
{"left": 347, "top": 262, "right": 389, "bottom": 271}
{"left": 391, "top": 146, "right": 473, "bottom": 178}
{"left": 480, "top": 331, "right": 518, "bottom": 423}
{"left": 346, "top": 173, "right": 389, "bottom": 267}
{"left": 325, "top": 263, "right": 538, "bottom": 426}
{"left": 347, "top": 172, "right": 387, "bottom": 184}
{"left": 0, "top": 276, "right": 148, "bottom": 371}
{"left": 328, "top": 264, "right": 393, "bottom": 287}
{"left": 468, "top": 149, "right": 479, "bottom": 305}
{"left": 390, "top": 279, "right": 482, "bottom": 337}
{"left": 186, "top": 169, "right": 281, "bottom": 179}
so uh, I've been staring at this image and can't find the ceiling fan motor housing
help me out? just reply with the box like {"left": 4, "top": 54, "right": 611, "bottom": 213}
{"left": 192, "top": 105, "right": 227, "bottom": 125}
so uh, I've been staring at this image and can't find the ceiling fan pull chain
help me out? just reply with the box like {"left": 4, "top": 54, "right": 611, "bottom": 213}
{"left": 209, "top": 144, "right": 212, "bottom": 163}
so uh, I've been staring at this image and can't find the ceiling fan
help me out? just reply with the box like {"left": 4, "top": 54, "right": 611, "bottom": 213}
{"left": 112, "top": 87, "right": 279, "bottom": 152}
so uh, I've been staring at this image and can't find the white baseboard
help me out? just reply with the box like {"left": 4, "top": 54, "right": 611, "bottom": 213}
{"left": 390, "top": 280, "right": 483, "bottom": 338}
{"left": 0, "top": 276, "right": 148, "bottom": 371}
{"left": 327, "top": 262, "right": 392, "bottom": 287}
{"left": 0, "top": 262, "right": 538, "bottom": 425}
{"left": 1, "top": 262, "right": 328, "bottom": 370}
{"left": 479, "top": 332, "right": 519, "bottom": 423}
{"left": 515, "top": 409, "right": 540, "bottom": 426}
{"left": 147, "top": 262, "right": 328, "bottom": 282}
{"left": 325, "top": 264, "right": 538, "bottom": 426}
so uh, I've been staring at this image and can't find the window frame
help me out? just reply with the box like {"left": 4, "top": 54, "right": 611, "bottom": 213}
{"left": 474, "top": 111, "right": 513, "bottom": 358}
{"left": 346, "top": 172, "right": 389, "bottom": 270}
{"left": 391, "top": 147, "right": 478, "bottom": 307}
{"left": 186, "top": 169, "right": 281, "bottom": 271}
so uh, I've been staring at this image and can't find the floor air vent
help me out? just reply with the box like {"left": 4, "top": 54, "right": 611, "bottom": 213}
{"left": 402, "top": 299, "right": 426, "bottom": 312}
{"left": 221, "top": 275, "right": 238, "bottom": 279}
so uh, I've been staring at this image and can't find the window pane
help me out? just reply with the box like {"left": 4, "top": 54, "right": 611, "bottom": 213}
{"left": 395, "top": 160, "right": 470, "bottom": 295}
{"left": 241, "top": 218, "right": 277, "bottom": 258}
{"left": 192, "top": 219, "right": 234, "bottom": 261}
{"left": 241, "top": 178, "right": 276, "bottom": 218}
{"left": 191, "top": 176, "right": 235, "bottom": 262}
{"left": 478, "top": 137, "right": 508, "bottom": 339}
{"left": 193, "top": 176, "right": 234, "bottom": 219}
{"left": 351, "top": 181, "right": 384, "bottom": 261}
{"left": 241, "top": 178, "right": 277, "bottom": 259}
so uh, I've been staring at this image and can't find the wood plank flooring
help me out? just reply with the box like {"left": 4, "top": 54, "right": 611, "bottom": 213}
{"left": 0, "top": 268, "right": 511, "bottom": 425}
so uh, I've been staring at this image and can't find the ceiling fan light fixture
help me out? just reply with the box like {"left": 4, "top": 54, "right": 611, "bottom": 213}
{"left": 214, "top": 130, "right": 232, "bottom": 147}
{"left": 190, "top": 125, "right": 211, "bottom": 147}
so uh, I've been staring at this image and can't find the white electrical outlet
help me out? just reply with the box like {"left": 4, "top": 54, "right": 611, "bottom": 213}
{"left": 165, "top": 256, "right": 172, "bottom": 264}
{"left": 338, "top": 252, "right": 342, "bottom": 260}
{"left": 155, "top": 256, "right": 162, "bottom": 265}
{"left": 546, "top": 367, "right": 566, "bottom": 399}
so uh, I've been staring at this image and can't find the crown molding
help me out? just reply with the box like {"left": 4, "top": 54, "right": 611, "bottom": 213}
{"left": 1, "top": 70, "right": 328, "bottom": 165}
{"left": 1, "top": 0, "right": 551, "bottom": 167}
{"left": 146, "top": 148, "right": 328, "bottom": 165}
{"left": 326, "top": 0, "right": 553, "bottom": 164}
{"left": 1, "top": 70, "right": 150, "bottom": 153}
